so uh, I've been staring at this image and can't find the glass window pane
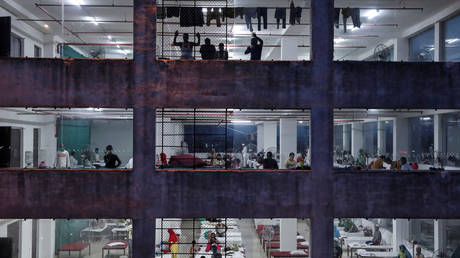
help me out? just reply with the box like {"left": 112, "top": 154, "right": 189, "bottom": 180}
{"left": 409, "top": 27, "right": 435, "bottom": 62}
{"left": 444, "top": 14, "right": 460, "bottom": 61}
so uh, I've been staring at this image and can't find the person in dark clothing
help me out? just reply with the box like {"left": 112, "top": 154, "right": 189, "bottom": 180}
{"left": 173, "top": 30, "right": 200, "bottom": 60}
{"left": 104, "top": 145, "right": 121, "bottom": 168}
{"left": 199, "top": 38, "right": 216, "bottom": 60}
{"left": 244, "top": 33, "right": 263, "bottom": 60}
{"left": 216, "top": 43, "right": 228, "bottom": 60}
{"left": 263, "top": 151, "right": 278, "bottom": 169}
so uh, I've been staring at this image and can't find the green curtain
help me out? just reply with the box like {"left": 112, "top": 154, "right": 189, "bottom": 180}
{"left": 54, "top": 219, "right": 90, "bottom": 254}
{"left": 57, "top": 119, "right": 91, "bottom": 163}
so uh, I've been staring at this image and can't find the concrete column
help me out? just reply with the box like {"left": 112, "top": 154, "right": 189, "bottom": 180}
{"left": 434, "top": 22, "right": 444, "bottom": 62}
{"left": 280, "top": 219, "right": 297, "bottom": 251}
{"left": 343, "top": 124, "right": 351, "bottom": 152}
{"left": 38, "top": 220, "right": 55, "bottom": 258}
{"left": 0, "top": 223, "right": 6, "bottom": 237}
{"left": 434, "top": 219, "right": 447, "bottom": 252}
{"left": 351, "top": 123, "right": 364, "bottom": 157}
{"left": 263, "top": 122, "right": 277, "bottom": 153}
{"left": 280, "top": 118, "right": 297, "bottom": 169}
{"left": 393, "top": 118, "right": 409, "bottom": 161}
{"left": 377, "top": 121, "right": 386, "bottom": 156}
{"left": 257, "top": 124, "right": 264, "bottom": 153}
{"left": 392, "top": 219, "right": 410, "bottom": 252}
{"left": 281, "top": 38, "right": 299, "bottom": 60}
{"left": 395, "top": 37, "right": 409, "bottom": 61}
{"left": 434, "top": 114, "right": 445, "bottom": 161}
{"left": 20, "top": 220, "right": 33, "bottom": 258}
{"left": 43, "top": 35, "right": 60, "bottom": 58}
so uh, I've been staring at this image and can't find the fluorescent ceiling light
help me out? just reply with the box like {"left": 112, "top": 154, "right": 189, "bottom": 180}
{"left": 446, "top": 38, "right": 460, "bottom": 44}
{"left": 232, "top": 120, "right": 251, "bottom": 123}
{"left": 334, "top": 38, "right": 345, "bottom": 44}
{"left": 420, "top": 117, "right": 432, "bottom": 121}
{"left": 364, "top": 9, "right": 380, "bottom": 19}
{"left": 350, "top": 27, "right": 359, "bottom": 31}
{"left": 107, "top": 35, "right": 112, "bottom": 40}
{"left": 84, "top": 16, "right": 98, "bottom": 25}
{"left": 69, "top": 0, "right": 84, "bottom": 6}
{"left": 43, "top": 24, "right": 49, "bottom": 28}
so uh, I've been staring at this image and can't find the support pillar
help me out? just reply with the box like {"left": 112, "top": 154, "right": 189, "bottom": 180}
{"left": 38, "top": 219, "right": 55, "bottom": 258}
{"left": 393, "top": 118, "right": 409, "bottom": 161}
{"left": 343, "top": 124, "right": 351, "bottom": 152}
{"left": 351, "top": 123, "right": 364, "bottom": 157}
{"left": 280, "top": 118, "right": 297, "bottom": 169}
{"left": 377, "top": 121, "right": 386, "bottom": 156}
{"left": 263, "top": 122, "right": 277, "bottom": 153}
{"left": 280, "top": 219, "right": 297, "bottom": 251}
{"left": 434, "top": 114, "right": 445, "bottom": 161}
{"left": 395, "top": 37, "right": 409, "bottom": 61}
{"left": 257, "top": 123, "right": 264, "bottom": 153}
{"left": 20, "top": 220, "right": 33, "bottom": 258}
{"left": 434, "top": 219, "right": 447, "bottom": 252}
{"left": 434, "top": 22, "right": 443, "bottom": 62}
{"left": 392, "top": 219, "right": 410, "bottom": 252}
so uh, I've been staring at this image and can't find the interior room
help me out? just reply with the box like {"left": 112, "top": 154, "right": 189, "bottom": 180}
{"left": 0, "top": 218, "right": 312, "bottom": 258}
{"left": 335, "top": 218, "right": 460, "bottom": 258}
{"left": 3, "top": 0, "right": 459, "bottom": 61}
{"left": 333, "top": 109, "right": 460, "bottom": 170}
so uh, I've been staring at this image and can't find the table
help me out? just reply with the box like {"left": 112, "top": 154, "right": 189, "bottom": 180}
{"left": 57, "top": 242, "right": 90, "bottom": 258}
{"left": 356, "top": 251, "right": 398, "bottom": 257}
{"left": 102, "top": 240, "right": 129, "bottom": 258}
{"left": 265, "top": 242, "right": 308, "bottom": 257}
{"left": 347, "top": 243, "right": 393, "bottom": 258}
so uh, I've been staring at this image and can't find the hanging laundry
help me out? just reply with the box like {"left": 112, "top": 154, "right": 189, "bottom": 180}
{"left": 256, "top": 8, "right": 268, "bottom": 31}
{"left": 334, "top": 8, "right": 340, "bottom": 28}
{"left": 167, "top": 7, "right": 180, "bottom": 18}
{"left": 222, "top": 8, "right": 235, "bottom": 21}
{"left": 244, "top": 8, "right": 257, "bottom": 32}
{"left": 206, "top": 8, "right": 221, "bottom": 27}
{"left": 157, "top": 6, "right": 166, "bottom": 19}
{"left": 296, "top": 7, "right": 302, "bottom": 24}
{"left": 341, "top": 7, "right": 352, "bottom": 32}
{"left": 275, "top": 8, "right": 286, "bottom": 29}
{"left": 180, "top": 7, "right": 204, "bottom": 27}
{"left": 351, "top": 8, "right": 361, "bottom": 28}
{"left": 235, "top": 8, "right": 244, "bottom": 19}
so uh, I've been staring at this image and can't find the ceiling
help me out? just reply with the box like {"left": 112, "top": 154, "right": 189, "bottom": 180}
{"left": 2, "top": 0, "right": 459, "bottom": 59}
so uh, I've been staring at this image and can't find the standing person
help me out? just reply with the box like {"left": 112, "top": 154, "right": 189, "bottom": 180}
{"left": 69, "top": 151, "right": 78, "bottom": 168}
{"left": 263, "top": 151, "right": 278, "bottom": 169}
{"left": 189, "top": 240, "right": 199, "bottom": 258}
{"left": 366, "top": 225, "right": 382, "bottom": 245}
{"left": 104, "top": 145, "right": 121, "bottom": 168}
{"left": 216, "top": 43, "right": 228, "bottom": 60}
{"left": 244, "top": 33, "right": 263, "bottom": 60}
{"left": 199, "top": 38, "right": 216, "bottom": 60}
{"left": 92, "top": 147, "right": 100, "bottom": 162}
{"left": 56, "top": 143, "right": 70, "bottom": 168}
{"left": 205, "top": 233, "right": 221, "bottom": 258}
{"left": 414, "top": 246, "right": 424, "bottom": 258}
{"left": 285, "top": 152, "right": 297, "bottom": 169}
{"left": 168, "top": 229, "right": 179, "bottom": 258}
{"left": 173, "top": 30, "right": 200, "bottom": 60}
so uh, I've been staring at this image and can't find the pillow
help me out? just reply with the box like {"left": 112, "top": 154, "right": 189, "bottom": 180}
{"left": 290, "top": 250, "right": 307, "bottom": 255}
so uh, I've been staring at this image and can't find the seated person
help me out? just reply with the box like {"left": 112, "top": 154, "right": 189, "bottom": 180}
{"left": 213, "top": 154, "right": 225, "bottom": 167}
{"left": 263, "top": 151, "right": 278, "bottom": 169}
{"left": 285, "top": 152, "right": 297, "bottom": 169}
{"left": 365, "top": 225, "right": 382, "bottom": 245}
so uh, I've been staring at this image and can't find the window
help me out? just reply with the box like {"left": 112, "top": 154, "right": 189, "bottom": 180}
{"left": 10, "top": 34, "right": 23, "bottom": 57}
{"left": 34, "top": 45, "right": 41, "bottom": 58}
{"left": 408, "top": 116, "right": 434, "bottom": 164}
{"left": 363, "top": 122, "right": 377, "bottom": 157}
{"left": 156, "top": 109, "right": 311, "bottom": 170}
{"left": 444, "top": 14, "right": 460, "bottom": 61}
{"left": 409, "top": 27, "right": 435, "bottom": 62}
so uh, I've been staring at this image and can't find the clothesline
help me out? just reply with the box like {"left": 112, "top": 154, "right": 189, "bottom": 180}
{"left": 157, "top": 21, "right": 399, "bottom": 27}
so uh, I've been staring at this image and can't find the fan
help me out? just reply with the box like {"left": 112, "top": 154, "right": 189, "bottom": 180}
{"left": 433, "top": 248, "right": 451, "bottom": 258}
{"left": 373, "top": 44, "right": 391, "bottom": 61}
{"left": 410, "top": 49, "right": 433, "bottom": 62}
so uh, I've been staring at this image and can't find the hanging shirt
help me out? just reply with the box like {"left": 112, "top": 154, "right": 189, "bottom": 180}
{"left": 56, "top": 150, "right": 70, "bottom": 168}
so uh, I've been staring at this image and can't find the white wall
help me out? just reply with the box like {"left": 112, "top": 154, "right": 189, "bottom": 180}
{"left": 0, "top": 109, "right": 56, "bottom": 168}
{"left": 90, "top": 120, "right": 133, "bottom": 166}
{"left": 38, "top": 220, "right": 55, "bottom": 258}
{"left": 20, "top": 220, "right": 32, "bottom": 258}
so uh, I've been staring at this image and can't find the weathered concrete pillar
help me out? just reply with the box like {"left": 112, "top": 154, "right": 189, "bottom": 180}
{"left": 20, "top": 220, "right": 33, "bottom": 258}
{"left": 393, "top": 118, "right": 409, "bottom": 161}
{"left": 280, "top": 118, "right": 297, "bottom": 169}
{"left": 38, "top": 219, "right": 55, "bottom": 258}
{"left": 351, "top": 123, "right": 364, "bottom": 157}
{"left": 280, "top": 219, "right": 297, "bottom": 251}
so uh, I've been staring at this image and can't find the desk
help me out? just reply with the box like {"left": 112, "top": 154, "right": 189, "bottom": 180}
{"left": 58, "top": 242, "right": 90, "bottom": 258}
{"left": 102, "top": 240, "right": 128, "bottom": 258}
{"left": 356, "top": 251, "right": 398, "bottom": 257}
{"left": 347, "top": 243, "right": 393, "bottom": 258}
